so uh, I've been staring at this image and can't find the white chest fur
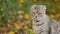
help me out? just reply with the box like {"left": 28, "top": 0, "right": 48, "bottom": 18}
{"left": 32, "top": 15, "right": 50, "bottom": 34}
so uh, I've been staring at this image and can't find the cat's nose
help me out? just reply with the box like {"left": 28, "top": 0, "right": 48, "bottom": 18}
{"left": 35, "top": 16, "right": 37, "bottom": 18}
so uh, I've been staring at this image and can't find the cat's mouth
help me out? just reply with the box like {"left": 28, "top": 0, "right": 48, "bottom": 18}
{"left": 34, "top": 20, "right": 40, "bottom": 22}
{"left": 36, "top": 20, "right": 39, "bottom": 22}
{"left": 33, "top": 19, "right": 40, "bottom": 22}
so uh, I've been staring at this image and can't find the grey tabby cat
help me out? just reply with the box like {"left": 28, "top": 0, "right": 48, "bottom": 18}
{"left": 30, "top": 5, "right": 60, "bottom": 34}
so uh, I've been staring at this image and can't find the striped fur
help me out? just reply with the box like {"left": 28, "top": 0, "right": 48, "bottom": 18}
{"left": 30, "top": 5, "right": 60, "bottom": 34}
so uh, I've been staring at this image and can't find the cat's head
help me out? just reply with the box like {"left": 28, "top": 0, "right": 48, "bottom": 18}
{"left": 30, "top": 5, "right": 46, "bottom": 22}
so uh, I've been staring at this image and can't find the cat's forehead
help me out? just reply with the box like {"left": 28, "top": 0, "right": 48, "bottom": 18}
{"left": 31, "top": 5, "right": 46, "bottom": 10}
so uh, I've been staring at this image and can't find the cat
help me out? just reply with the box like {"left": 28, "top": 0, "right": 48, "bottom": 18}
{"left": 30, "top": 5, "right": 60, "bottom": 34}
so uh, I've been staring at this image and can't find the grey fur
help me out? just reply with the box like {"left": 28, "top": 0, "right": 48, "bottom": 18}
{"left": 30, "top": 5, "right": 60, "bottom": 34}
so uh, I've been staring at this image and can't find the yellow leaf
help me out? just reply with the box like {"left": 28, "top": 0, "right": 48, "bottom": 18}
{"left": 19, "top": 15, "right": 23, "bottom": 19}
{"left": 19, "top": 0, "right": 24, "bottom": 4}
{"left": 33, "top": 0, "right": 37, "bottom": 2}
{"left": 24, "top": 14, "right": 30, "bottom": 19}
{"left": 14, "top": 23, "right": 22, "bottom": 29}
{"left": 30, "top": 29, "right": 34, "bottom": 34}
{"left": 50, "top": 14, "right": 55, "bottom": 18}
{"left": 25, "top": 26, "right": 28, "bottom": 29}
{"left": 18, "top": 10, "right": 24, "bottom": 14}
{"left": 8, "top": 31, "right": 15, "bottom": 34}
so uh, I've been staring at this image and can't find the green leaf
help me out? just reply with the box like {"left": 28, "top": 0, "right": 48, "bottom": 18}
{"left": 25, "top": 28, "right": 32, "bottom": 34}
{"left": 9, "top": 27, "right": 15, "bottom": 32}
{"left": 0, "top": 11, "right": 2, "bottom": 15}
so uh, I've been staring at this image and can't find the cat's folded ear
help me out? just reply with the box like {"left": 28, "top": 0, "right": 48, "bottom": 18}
{"left": 40, "top": 5, "right": 46, "bottom": 10}
{"left": 30, "top": 5, "right": 37, "bottom": 11}
{"left": 39, "top": 5, "right": 46, "bottom": 14}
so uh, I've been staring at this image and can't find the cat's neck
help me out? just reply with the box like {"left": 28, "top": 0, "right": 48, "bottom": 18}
{"left": 40, "top": 14, "right": 50, "bottom": 22}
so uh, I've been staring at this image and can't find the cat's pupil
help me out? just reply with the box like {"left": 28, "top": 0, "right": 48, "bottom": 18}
{"left": 35, "top": 7, "right": 38, "bottom": 10}
{"left": 33, "top": 12, "right": 35, "bottom": 16}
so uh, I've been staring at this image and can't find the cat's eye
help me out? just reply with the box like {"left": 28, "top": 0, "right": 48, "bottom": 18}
{"left": 35, "top": 7, "right": 37, "bottom": 9}
{"left": 32, "top": 12, "right": 35, "bottom": 15}
{"left": 31, "top": 12, "right": 35, "bottom": 16}
{"left": 32, "top": 12, "right": 35, "bottom": 14}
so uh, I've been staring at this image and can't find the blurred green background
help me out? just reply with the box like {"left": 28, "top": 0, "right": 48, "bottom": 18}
{"left": 0, "top": 0, "right": 60, "bottom": 34}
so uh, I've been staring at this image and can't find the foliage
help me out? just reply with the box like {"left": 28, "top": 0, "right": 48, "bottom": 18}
{"left": 0, "top": 0, "right": 60, "bottom": 34}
